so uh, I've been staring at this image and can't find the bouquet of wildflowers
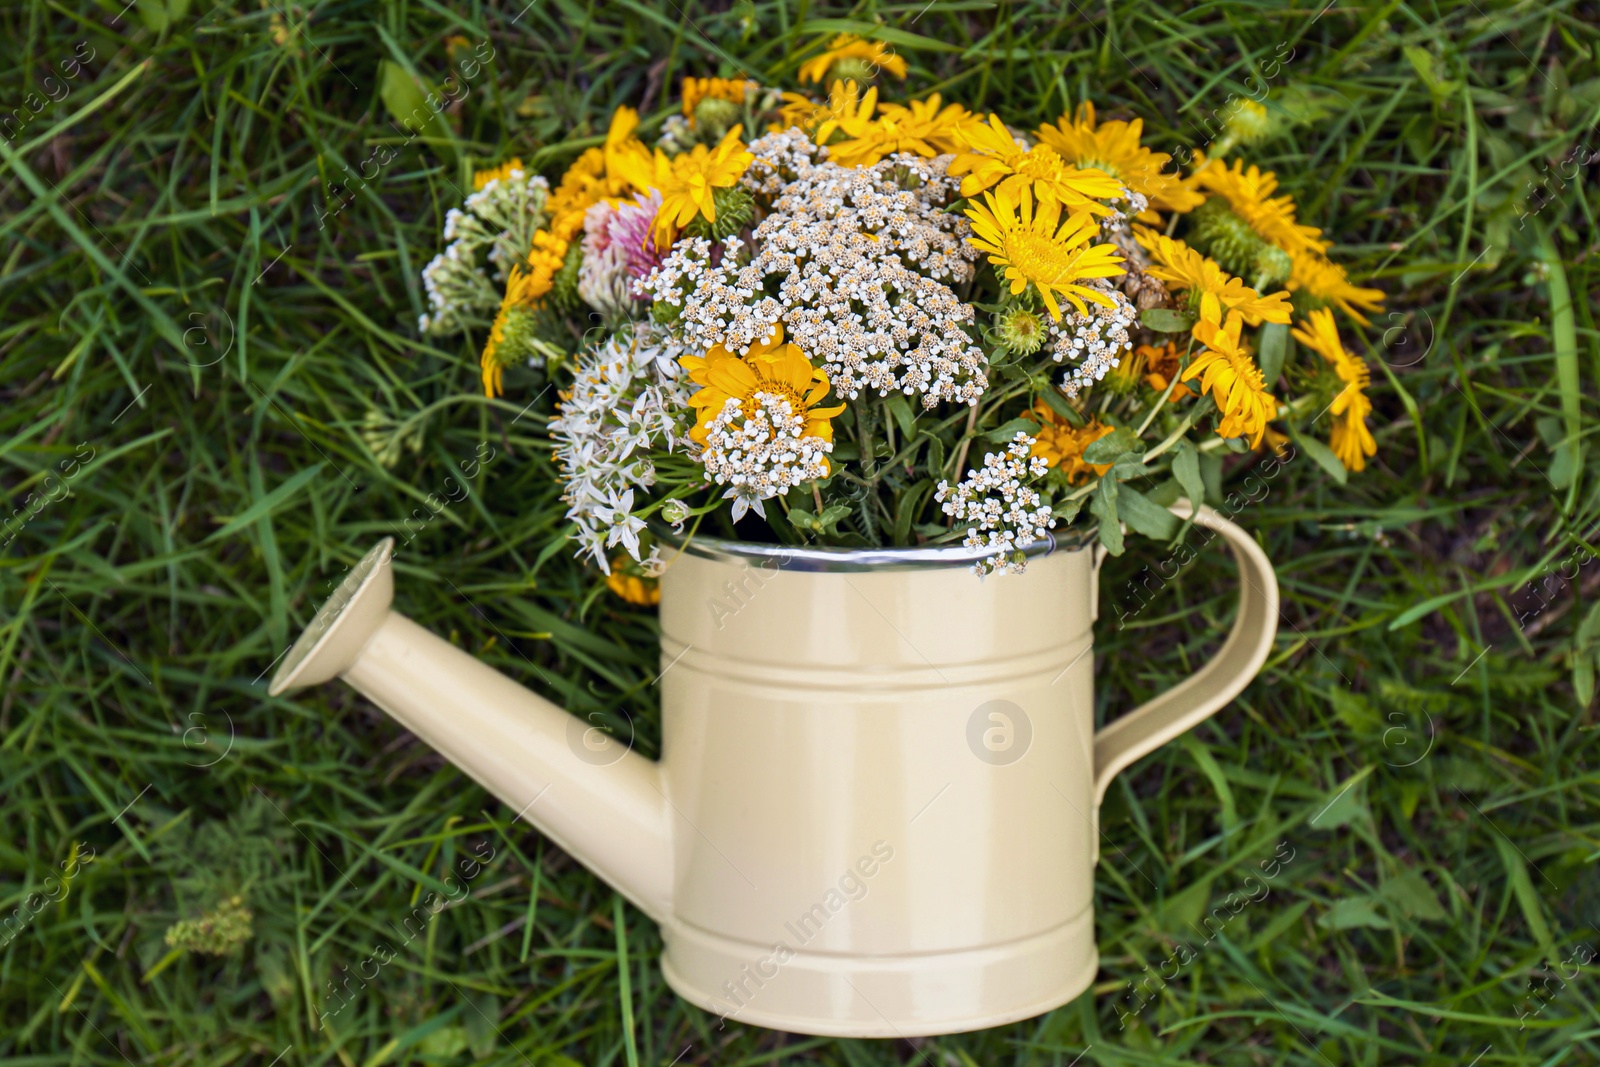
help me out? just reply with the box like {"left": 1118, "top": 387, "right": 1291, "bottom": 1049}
{"left": 418, "top": 36, "right": 1384, "bottom": 594}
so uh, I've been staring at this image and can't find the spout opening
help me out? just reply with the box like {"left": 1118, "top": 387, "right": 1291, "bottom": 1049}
{"left": 268, "top": 538, "right": 396, "bottom": 696}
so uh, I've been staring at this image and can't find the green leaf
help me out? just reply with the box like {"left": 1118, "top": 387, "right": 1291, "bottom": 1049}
{"left": 1247, "top": 899, "right": 1313, "bottom": 951}
{"left": 1309, "top": 766, "right": 1373, "bottom": 830}
{"left": 1172, "top": 439, "right": 1204, "bottom": 508}
{"left": 1179, "top": 734, "right": 1238, "bottom": 837}
{"left": 463, "top": 991, "right": 501, "bottom": 1058}
{"left": 791, "top": 504, "right": 852, "bottom": 537}
{"left": 886, "top": 393, "right": 916, "bottom": 437}
{"left": 1157, "top": 877, "right": 1214, "bottom": 933}
{"left": 1318, "top": 895, "right": 1391, "bottom": 931}
{"left": 1493, "top": 835, "right": 1554, "bottom": 957}
{"left": 1146, "top": 476, "right": 1182, "bottom": 506}
{"left": 1573, "top": 602, "right": 1600, "bottom": 707}
{"left": 923, "top": 430, "right": 946, "bottom": 478}
{"left": 1403, "top": 44, "right": 1462, "bottom": 101}
{"left": 891, "top": 484, "right": 930, "bottom": 544}
{"left": 1381, "top": 871, "right": 1447, "bottom": 922}
{"left": 1037, "top": 386, "right": 1084, "bottom": 426}
{"left": 1140, "top": 308, "right": 1197, "bottom": 333}
{"left": 380, "top": 60, "right": 451, "bottom": 162}
{"left": 795, "top": 18, "right": 964, "bottom": 52}
{"left": 1292, "top": 427, "right": 1348, "bottom": 485}
{"left": 137, "top": 0, "right": 193, "bottom": 32}
{"left": 1257, "top": 322, "right": 1290, "bottom": 384}
{"left": 205, "top": 463, "right": 324, "bottom": 543}
{"left": 1535, "top": 246, "right": 1580, "bottom": 489}
{"left": 1117, "top": 485, "right": 1181, "bottom": 540}
{"left": 1052, "top": 496, "right": 1083, "bottom": 522}
{"left": 1327, "top": 687, "right": 1381, "bottom": 734}
{"left": 417, "top": 1025, "right": 470, "bottom": 1058}
{"left": 983, "top": 416, "right": 1041, "bottom": 443}
{"left": 1082, "top": 425, "right": 1141, "bottom": 464}
{"left": 1090, "top": 478, "right": 1123, "bottom": 555}
{"left": 1199, "top": 450, "right": 1223, "bottom": 506}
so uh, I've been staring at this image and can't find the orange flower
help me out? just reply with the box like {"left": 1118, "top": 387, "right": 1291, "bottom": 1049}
{"left": 1137, "top": 341, "right": 1193, "bottom": 400}
{"left": 606, "top": 557, "right": 661, "bottom": 605}
{"left": 1030, "top": 402, "right": 1116, "bottom": 484}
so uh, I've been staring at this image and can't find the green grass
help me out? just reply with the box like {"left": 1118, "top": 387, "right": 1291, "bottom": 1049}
{"left": 2, "top": 1, "right": 1599, "bottom": 1064}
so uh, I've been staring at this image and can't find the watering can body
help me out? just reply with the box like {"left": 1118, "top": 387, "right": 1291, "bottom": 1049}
{"left": 269, "top": 502, "right": 1276, "bottom": 1037}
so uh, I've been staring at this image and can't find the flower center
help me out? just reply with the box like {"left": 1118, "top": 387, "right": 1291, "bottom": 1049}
{"left": 1004, "top": 228, "right": 1078, "bottom": 282}
{"left": 1078, "top": 156, "right": 1122, "bottom": 181}
{"left": 1016, "top": 146, "right": 1063, "bottom": 180}
{"left": 1226, "top": 350, "right": 1267, "bottom": 390}
{"left": 752, "top": 380, "right": 808, "bottom": 415}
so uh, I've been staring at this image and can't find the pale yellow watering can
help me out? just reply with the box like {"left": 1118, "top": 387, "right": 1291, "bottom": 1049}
{"left": 269, "top": 500, "right": 1276, "bottom": 1037}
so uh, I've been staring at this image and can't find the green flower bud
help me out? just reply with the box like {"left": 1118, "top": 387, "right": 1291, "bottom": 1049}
{"left": 692, "top": 97, "right": 742, "bottom": 140}
{"left": 994, "top": 306, "right": 1046, "bottom": 356}
{"left": 683, "top": 185, "right": 757, "bottom": 241}
{"left": 1188, "top": 198, "right": 1292, "bottom": 291}
{"left": 547, "top": 239, "right": 585, "bottom": 312}
{"left": 828, "top": 56, "right": 876, "bottom": 87}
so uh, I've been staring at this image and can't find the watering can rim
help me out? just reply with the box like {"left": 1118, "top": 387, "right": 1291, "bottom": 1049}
{"left": 656, "top": 526, "right": 1096, "bottom": 572}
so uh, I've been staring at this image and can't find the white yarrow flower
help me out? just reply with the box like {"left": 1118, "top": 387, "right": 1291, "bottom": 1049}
{"left": 934, "top": 432, "right": 1056, "bottom": 576}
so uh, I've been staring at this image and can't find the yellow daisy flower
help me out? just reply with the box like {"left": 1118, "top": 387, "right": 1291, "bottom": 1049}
{"left": 1291, "top": 308, "right": 1377, "bottom": 471}
{"left": 772, "top": 80, "right": 877, "bottom": 143}
{"left": 797, "top": 34, "right": 908, "bottom": 84}
{"left": 472, "top": 158, "right": 525, "bottom": 190}
{"left": 947, "top": 113, "right": 1124, "bottom": 216}
{"left": 1030, "top": 402, "right": 1116, "bottom": 484}
{"left": 547, "top": 106, "right": 652, "bottom": 241}
{"left": 1183, "top": 294, "right": 1277, "bottom": 447}
{"left": 650, "top": 126, "right": 755, "bottom": 249}
{"left": 679, "top": 325, "right": 845, "bottom": 448}
{"left": 1034, "top": 102, "right": 1203, "bottom": 218}
{"left": 963, "top": 186, "right": 1126, "bottom": 321}
{"left": 1289, "top": 251, "right": 1386, "bottom": 326}
{"left": 480, "top": 264, "right": 538, "bottom": 398}
{"left": 828, "top": 93, "right": 971, "bottom": 168}
{"left": 1190, "top": 155, "right": 1327, "bottom": 260}
{"left": 1133, "top": 227, "right": 1293, "bottom": 325}
{"left": 682, "top": 77, "right": 756, "bottom": 124}
{"left": 774, "top": 91, "right": 821, "bottom": 134}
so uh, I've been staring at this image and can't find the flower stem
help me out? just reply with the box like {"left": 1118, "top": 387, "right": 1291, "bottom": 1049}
{"left": 950, "top": 405, "right": 979, "bottom": 480}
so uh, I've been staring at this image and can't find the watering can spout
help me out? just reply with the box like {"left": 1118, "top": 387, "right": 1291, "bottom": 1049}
{"left": 267, "top": 539, "right": 674, "bottom": 923}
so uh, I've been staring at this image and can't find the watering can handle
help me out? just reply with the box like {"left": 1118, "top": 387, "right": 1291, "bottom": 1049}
{"left": 1090, "top": 500, "right": 1279, "bottom": 808}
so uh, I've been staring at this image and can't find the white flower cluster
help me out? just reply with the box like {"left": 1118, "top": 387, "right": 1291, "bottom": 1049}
{"left": 656, "top": 114, "right": 696, "bottom": 154}
{"left": 418, "top": 169, "right": 550, "bottom": 336}
{"left": 741, "top": 128, "right": 825, "bottom": 198}
{"left": 548, "top": 325, "right": 694, "bottom": 571}
{"left": 640, "top": 135, "right": 988, "bottom": 409}
{"left": 934, "top": 432, "right": 1055, "bottom": 576}
{"left": 700, "top": 393, "right": 833, "bottom": 523}
{"left": 1048, "top": 282, "right": 1137, "bottom": 397}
